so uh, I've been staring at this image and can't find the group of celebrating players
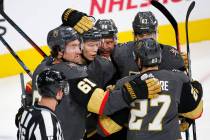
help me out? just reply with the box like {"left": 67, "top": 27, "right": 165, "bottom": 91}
{"left": 16, "top": 8, "right": 203, "bottom": 140}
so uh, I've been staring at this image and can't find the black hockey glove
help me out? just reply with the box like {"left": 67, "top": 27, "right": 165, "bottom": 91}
{"left": 191, "top": 80, "right": 203, "bottom": 96}
{"left": 123, "top": 78, "right": 161, "bottom": 104}
{"left": 15, "top": 106, "right": 25, "bottom": 127}
{"left": 62, "top": 8, "right": 94, "bottom": 34}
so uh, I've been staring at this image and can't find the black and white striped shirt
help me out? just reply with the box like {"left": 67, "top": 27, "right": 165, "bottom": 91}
{"left": 17, "top": 104, "right": 64, "bottom": 140}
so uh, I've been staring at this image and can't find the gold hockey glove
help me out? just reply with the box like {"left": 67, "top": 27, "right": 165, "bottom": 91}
{"left": 123, "top": 77, "right": 161, "bottom": 103}
{"left": 62, "top": 8, "right": 94, "bottom": 34}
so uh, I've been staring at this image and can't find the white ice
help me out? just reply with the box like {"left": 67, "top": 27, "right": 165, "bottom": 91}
{"left": 0, "top": 41, "right": 209, "bottom": 140}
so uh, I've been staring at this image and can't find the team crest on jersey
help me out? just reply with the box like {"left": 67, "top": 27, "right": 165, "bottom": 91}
{"left": 140, "top": 73, "right": 154, "bottom": 80}
{"left": 170, "top": 48, "right": 178, "bottom": 56}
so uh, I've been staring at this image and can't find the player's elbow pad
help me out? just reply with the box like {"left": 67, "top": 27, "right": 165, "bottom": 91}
{"left": 179, "top": 81, "right": 203, "bottom": 119}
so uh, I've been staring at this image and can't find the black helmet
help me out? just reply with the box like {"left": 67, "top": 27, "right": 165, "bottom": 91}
{"left": 36, "top": 69, "right": 69, "bottom": 98}
{"left": 82, "top": 27, "right": 102, "bottom": 41}
{"left": 132, "top": 11, "right": 158, "bottom": 35}
{"left": 47, "top": 26, "right": 80, "bottom": 51}
{"left": 134, "top": 38, "right": 161, "bottom": 66}
{"left": 95, "top": 19, "right": 118, "bottom": 38}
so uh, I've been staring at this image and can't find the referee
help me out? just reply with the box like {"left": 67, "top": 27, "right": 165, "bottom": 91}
{"left": 16, "top": 69, "right": 68, "bottom": 140}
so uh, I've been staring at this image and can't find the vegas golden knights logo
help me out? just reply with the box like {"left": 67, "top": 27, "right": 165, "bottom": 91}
{"left": 53, "top": 30, "right": 59, "bottom": 38}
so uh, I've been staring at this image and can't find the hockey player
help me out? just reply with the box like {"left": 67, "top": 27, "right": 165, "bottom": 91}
{"left": 95, "top": 19, "right": 118, "bottom": 59}
{"left": 94, "top": 19, "right": 129, "bottom": 140}
{"left": 81, "top": 27, "right": 101, "bottom": 62}
{"left": 45, "top": 26, "right": 89, "bottom": 140}
{"left": 96, "top": 38, "right": 203, "bottom": 139}
{"left": 81, "top": 27, "right": 116, "bottom": 89}
{"left": 22, "top": 26, "right": 88, "bottom": 140}
{"left": 125, "top": 38, "right": 203, "bottom": 140}
{"left": 111, "top": 11, "right": 186, "bottom": 78}
{"left": 17, "top": 69, "right": 68, "bottom": 140}
{"left": 31, "top": 7, "right": 95, "bottom": 90}
{"left": 31, "top": 26, "right": 82, "bottom": 91}
{"left": 94, "top": 19, "right": 120, "bottom": 85}
{"left": 109, "top": 11, "right": 195, "bottom": 134}
{"left": 129, "top": 11, "right": 199, "bottom": 132}
{"left": 79, "top": 25, "right": 118, "bottom": 139}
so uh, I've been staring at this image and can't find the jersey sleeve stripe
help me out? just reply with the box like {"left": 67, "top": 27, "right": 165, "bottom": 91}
{"left": 98, "top": 117, "right": 110, "bottom": 136}
{"left": 87, "top": 88, "right": 109, "bottom": 114}
{"left": 99, "top": 91, "right": 110, "bottom": 115}
{"left": 98, "top": 115, "right": 122, "bottom": 136}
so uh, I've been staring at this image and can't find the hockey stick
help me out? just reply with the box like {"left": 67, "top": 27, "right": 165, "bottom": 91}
{"left": 0, "top": 0, "right": 47, "bottom": 58}
{"left": 151, "top": 0, "right": 181, "bottom": 52}
{"left": 19, "top": 73, "right": 27, "bottom": 107}
{"left": 0, "top": 36, "right": 33, "bottom": 78}
{"left": 185, "top": 1, "right": 197, "bottom": 140}
{"left": 186, "top": 1, "right": 195, "bottom": 80}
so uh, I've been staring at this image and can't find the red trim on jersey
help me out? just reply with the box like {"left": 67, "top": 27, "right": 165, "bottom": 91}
{"left": 99, "top": 91, "right": 110, "bottom": 115}
{"left": 98, "top": 118, "right": 110, "bottom": 136}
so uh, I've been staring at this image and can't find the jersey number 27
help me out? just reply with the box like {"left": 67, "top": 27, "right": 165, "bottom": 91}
{"left": 129, "top": 94, "right": 171, "bottom": 131}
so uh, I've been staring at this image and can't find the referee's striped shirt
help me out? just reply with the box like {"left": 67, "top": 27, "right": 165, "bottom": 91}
{"left": 17, "top": 104, "right": 64, "bottom": 140}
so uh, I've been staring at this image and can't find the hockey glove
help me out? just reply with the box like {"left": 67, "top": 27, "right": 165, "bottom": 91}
{"left": 179, "top": 117, "right": 193, "bottom": 132}
{"left": 191, "top": 80, "right": 203, "bottom": 95}
{"left": 62, "top": 8, "right": 94, "bottom": 34}
{"left": 123, "top": 78, "right": 161, "bottom": 104}
{"left": 179, "top": 80, "right": 203, "bottom": 119}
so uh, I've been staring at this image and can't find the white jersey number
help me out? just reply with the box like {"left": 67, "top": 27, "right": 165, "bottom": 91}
{"left": 77, "top": 78, "right": 96, "bottom": 94}
{"left": 129, "top": 95, "right": 171, "bottom": 131}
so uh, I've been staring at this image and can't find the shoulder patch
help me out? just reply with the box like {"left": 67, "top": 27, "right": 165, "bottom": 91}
{"left": 169, "top": 47, "right": 179, "bottom": 56}
{"left": 171, "top": 69, "right": 181, "bottom": 72}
